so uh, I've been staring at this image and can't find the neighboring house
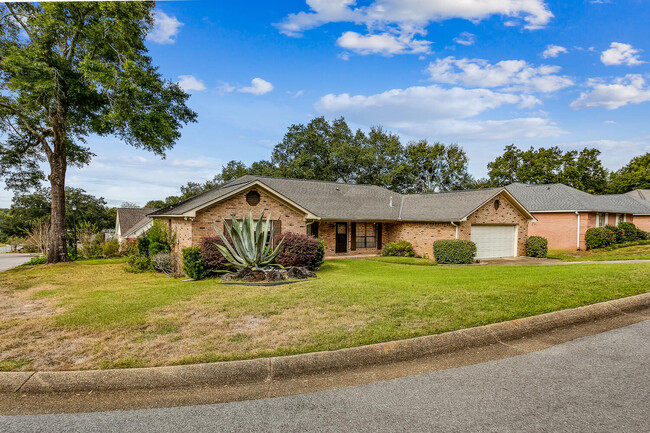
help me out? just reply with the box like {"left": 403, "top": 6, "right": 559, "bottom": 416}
{"left": 115, "top": 208, "right": 158, "bottom": 247}
{"left": 506, "top": 183, "right": 650, "bottom": 250}
{"left": 148, "top": 175, "right": 534, "bottom": 260}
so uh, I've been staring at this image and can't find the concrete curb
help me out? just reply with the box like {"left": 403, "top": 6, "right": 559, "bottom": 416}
{"left": 2, "top": 292, "right": 648, "bottom": 395}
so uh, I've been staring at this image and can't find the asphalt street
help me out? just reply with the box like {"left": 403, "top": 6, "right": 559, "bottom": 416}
{"left": 0, "top": 254, "right": 33, "bottom": 271}
{"left": 2, "top": 319, "right": 648, "bottom": 432}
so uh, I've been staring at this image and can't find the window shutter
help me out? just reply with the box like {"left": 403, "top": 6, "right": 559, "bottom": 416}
{"left": 377, "top": 223, "right": 383, "bottom": 250}
{"left": 351, "top": 222, "right": 356, "bottom": 250}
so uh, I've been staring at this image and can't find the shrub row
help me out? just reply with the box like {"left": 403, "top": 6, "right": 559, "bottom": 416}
{"left": 585, "top": 222, "right": 648, "bottom": 250}
{"left": 381, "top": 240, "right": 415, "bottom": 257}
{"left": 433, "top": 240, "right": 477, "bottom": 264}
{"left": 181, "top": 232, "right": 326, "bottom": 280}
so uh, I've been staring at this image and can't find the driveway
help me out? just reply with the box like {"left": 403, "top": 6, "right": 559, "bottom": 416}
{"left": 2, "top": 319, "right": 648, "bottom": 432}
{"left": 0, "top": 254, "right": 34, "bottom": 272}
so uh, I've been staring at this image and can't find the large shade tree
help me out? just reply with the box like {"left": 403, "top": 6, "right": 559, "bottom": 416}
{"left": 0, "top": 2, "right": 196, "bottom": 262}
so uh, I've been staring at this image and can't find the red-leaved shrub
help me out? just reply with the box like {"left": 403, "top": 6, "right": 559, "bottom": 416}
{"left": 273, "top": 233, "right": 325, "bottom": 270}
{"left": 200, "top": 236, "right": 230, "bottom": 271}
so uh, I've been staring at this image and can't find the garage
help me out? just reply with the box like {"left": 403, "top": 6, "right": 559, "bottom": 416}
{"left": 471, "top": 225, "right": 517, "bottom": 259}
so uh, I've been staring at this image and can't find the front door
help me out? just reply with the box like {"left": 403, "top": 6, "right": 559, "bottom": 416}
{"left": 335, "top": 222, "right": 348, "bottom": 253}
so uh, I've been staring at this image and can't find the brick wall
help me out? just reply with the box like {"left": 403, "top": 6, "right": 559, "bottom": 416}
{"left": 191, "top": 187, "right": 307, "bottom": 245}
{"left": 384, "top": 222, "right": 456, "bottom": 258}
{"left": 318, "top": 221, "right": 384, "bottom": 257}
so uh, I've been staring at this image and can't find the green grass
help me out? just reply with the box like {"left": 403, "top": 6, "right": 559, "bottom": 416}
{"left": 548, "top": 243, "right": 650, "bottom": 261}
{"left": 0, "top": 258, "right": 648, "bottom": 371}
{"left": 365, "top": 256, "right": 438, "bottom": 266}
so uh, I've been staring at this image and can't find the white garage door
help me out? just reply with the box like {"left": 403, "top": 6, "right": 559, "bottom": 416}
{"left": 471, "top": 225, "right": 517, "bottom": 259}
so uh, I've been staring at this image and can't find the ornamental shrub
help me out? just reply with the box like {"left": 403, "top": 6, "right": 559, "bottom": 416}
{"left": 23, "top": 256, "right": 46, "bottom": 266}
{"left": 433, "top": 240, "right": 477, "bottom": 264}
{"left": 125, "top": 254, "right": 152, "bottom": 273}
{"left": 381, "top": 240, "right": 415, "bottom": 257}
{"left": 526, "top": 236, "right": 548, "bottom": 258}
{"left": 618, "top": 222, "right": 641, "bottom": 242}
{"left": 101, "top": 239, "right": 120, "bottom": 258}
{"left": 182, "top": 246, "right": 208, "bottom": 280}
{"left": 273, "top": 233, "right": 325, "bottom": 270}
{"left": 605, "top": 225, "right": 623, "bottom": 243}
{"left": 152, "top": 252, "right": 176, "bottom": 275}
{"left": 584, "top": 227, "right": 614, "bottom": 250}
{"left": 200, "top": 236, "right": 230, "bottom": 272}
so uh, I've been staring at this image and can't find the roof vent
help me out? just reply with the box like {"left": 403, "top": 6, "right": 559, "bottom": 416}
{"left": 246, "top": 190, "right": 261, "bottom": 206}
{"left": 389, "top": 196, "right": 394, "bottom": 207}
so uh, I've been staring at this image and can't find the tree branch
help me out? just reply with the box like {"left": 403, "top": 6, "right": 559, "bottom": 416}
{"left": 5, "top": 3, "right": 33, "bottom": 43}
{"left": 0, "top": 101, "right": 53, "bottom": 158}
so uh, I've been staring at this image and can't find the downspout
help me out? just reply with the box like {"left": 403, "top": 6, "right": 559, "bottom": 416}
{"left": 575, "top": 211, "right": 581, "bottom": 250}
{"left": 451, "top": 221, "right": 459, "bottom": 239}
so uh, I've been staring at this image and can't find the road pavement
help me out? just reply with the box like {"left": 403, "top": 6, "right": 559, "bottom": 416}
{"left": 0, "top": 254, "right": 33, "bottom": 271}
{"left": 2, "top": 319, "right": 648, "bottom": 432}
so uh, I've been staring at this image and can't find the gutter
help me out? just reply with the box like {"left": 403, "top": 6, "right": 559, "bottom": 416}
{"left": 575, "top": 211, "right": 581, "bottom": 251}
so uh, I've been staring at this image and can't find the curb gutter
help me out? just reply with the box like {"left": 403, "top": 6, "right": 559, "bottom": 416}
{"left": 2, "top": 292, "right": 648, "bottom": 395}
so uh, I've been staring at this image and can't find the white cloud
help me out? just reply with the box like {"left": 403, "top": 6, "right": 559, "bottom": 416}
{"left": 238, "top": 78, "right": 274, "bottom": 95}
{"left": 314, "top": 84, "right": 564, "bottom": 141}
{"left": 541, "top": 44, "right": 568, "bottom": 58}
{"left": 570, "top": 74, "right": 650, "bottom": 110}
{"left": 148, "top": 11, "right": 183, "bottom": 44}
{"left": 336, "top": 31, "right": 431, "bottom": 56}
{"left": 454, "top": 32, "right": 475, "bottom": 46}
{"left": 277, "top": 0, "right": 553, "bottom": 36}
{"left": 600, "top": 42, "right": 644, "bottom": 66}
{"left": 426, "top": 56, "right": 574, "bottom": 93}
{"left": 177, "top": 75, "right": 206, "bottom": 92}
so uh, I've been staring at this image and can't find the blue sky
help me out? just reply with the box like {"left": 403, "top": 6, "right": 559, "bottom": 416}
{"left": 3, "top": 0, "right": 650, "bottom": 207}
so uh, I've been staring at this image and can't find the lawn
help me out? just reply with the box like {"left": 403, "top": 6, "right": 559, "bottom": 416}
{"left": 548, "top": 243, "right": 650, "bottom": 261}
{"left": 0, "top": 258, "right": 648, "bottom": 371}
{"left": 363, "top": 256, "right": 438, "bottom": 266}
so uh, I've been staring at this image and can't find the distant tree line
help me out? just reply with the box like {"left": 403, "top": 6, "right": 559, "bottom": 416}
{"left": 152, "top": 117, "right": 649, "bottom": 207}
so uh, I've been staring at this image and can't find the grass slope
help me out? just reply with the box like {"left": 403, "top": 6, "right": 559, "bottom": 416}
{"left": 548, "top": 244, "right": 650, "bottom": 261}
{"left": 0, "top": 259, "right": 648, "bottom": 371}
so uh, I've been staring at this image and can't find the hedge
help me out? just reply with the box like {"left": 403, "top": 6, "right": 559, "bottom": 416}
{"left": 381, "top": 240, "right": 415, "bottom": 257}
{"left": 199, "top": 236, "right": 230, "bottom": 272}
{"left": 433, "top": 240, "right": 477, "bottom": 264}
{"left": 526, "top": 236, "right": 548, "bottom": 258}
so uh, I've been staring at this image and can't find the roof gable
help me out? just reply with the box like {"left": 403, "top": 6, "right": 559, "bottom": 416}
{"left": 116, "top": 208, "right": 157, "bottom": 236}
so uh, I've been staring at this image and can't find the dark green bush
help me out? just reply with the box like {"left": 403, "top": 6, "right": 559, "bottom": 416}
{"left": 584, "top": 227, "right": 614, "bottom": 250}
{"left": 617, "top": 222, "right": 639, "bottom": 242}
{"left": 526, "top": 236, "right": 548, "bottom": 258}
{"left": 183, "top": 246, "right": 208, "bottom": 280}
{"left": 604, "top": 225, "right": 623, "bottom": 243}
{"left": 433, "top": 240, "right": 477, "bottom": 264}
{"left": 381, "top": 240, "right": 415, "bottom": 257}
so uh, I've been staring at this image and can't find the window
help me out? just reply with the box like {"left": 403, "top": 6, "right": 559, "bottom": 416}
{"left": 596, "top": 213, "right": 605, "bottom": 228}
{"left": 307, "top": 222, "right": 319, "bottom": 238}
{"left": 616, "top": 214, "right": 622, "bottom": 225}
{"left": 246, "top": 190, "right": 261, "bottom": 206}
{"left": 356, "top": 223, "right": 376, "bottom": 248}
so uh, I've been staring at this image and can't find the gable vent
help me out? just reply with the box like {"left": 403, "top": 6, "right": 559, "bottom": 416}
{"left": 246, "top": 190, "right": 261, "bottom": 206}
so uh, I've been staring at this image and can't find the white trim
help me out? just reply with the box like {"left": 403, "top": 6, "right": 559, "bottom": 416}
{"left": 575, "top": 211, "right": 581, "bottom": 250}
{"left": 462, "top": 188, "right": 535, "bottom": 222}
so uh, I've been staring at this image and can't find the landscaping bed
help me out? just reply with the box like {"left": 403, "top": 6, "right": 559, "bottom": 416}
{"left": 548, "top": 243, "right": 650, "bottom": 261}
{"left": 1, "top": 258, "right": 649, "bottom": 371}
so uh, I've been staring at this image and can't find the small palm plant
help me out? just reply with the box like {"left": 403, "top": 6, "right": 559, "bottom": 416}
{"left": 212, "top": 210, "right": 284, "bottom": 270}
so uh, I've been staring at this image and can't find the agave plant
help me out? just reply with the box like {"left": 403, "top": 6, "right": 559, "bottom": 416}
{"left": 212, "top": 210, "right": 284, "bottom": 270}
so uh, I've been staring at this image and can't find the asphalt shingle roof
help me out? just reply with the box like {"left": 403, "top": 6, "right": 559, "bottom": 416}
{"left": 117, "top": 208, "right": 157, "bottom": 236}
{"left": 506, "top": 183, "right": 650, "bottom": 214}
{"left": 150, "top": 176, "right": 510, "bottom": 222}
{"left": 627, "top": 189, "right": 650, "bottom": 202}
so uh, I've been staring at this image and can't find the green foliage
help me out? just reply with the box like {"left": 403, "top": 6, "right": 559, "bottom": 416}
{"left": 77, "top": 221, "right": 102, "bottom": 259}
{"left": 617, "top": 222, "right": 642, "bottom": 242}
{"left": 382, "top": 240, "right": 415, "bottom": 257}
{"left": 608, "top": 153, "right": 650, "bottom": 193}
{"left": 526, "top": 236, "right": 548, "bottom": 258}
{"left": 605, "top": 225, "right": 623, "bottom": 243}
{"left": 433, "top": 240, "right": 477, "bottom": 264}
{"left": 124, "top": 254, "right": 152, "bottom": 273}
{"left": 101, "top": 239, "right": 120, "bottom": 258}
{"left": 487, "top": 145, "right": 609, "bottom": 193}
{"left": 182, "top": 246, "right": 208, "bottom": 280}
{"left": 404, "top": 140, "right": 473, "bottom": 192}
{"left": 137, "top": 220, "right": 174, "bottom": 257}
{"left": 212, "top": 211, "right": 284, "bottom": 270}
{"left": 23, "top": 256, "right": 47, "bottom": 266}
{"left": 585, "top": 228, "right": 614, "bottom": 250}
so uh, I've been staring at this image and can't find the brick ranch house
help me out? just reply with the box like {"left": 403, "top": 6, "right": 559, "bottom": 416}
{"left": 506, "top": 183, "right": 650, "bottom": 250}
{"left": 145, "top": 175, "right": 535, "bottom": 260}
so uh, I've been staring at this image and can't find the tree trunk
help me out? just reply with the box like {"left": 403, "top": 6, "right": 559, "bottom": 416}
{"left": 47, "top": 151, "right": 70, "bottom": 263}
